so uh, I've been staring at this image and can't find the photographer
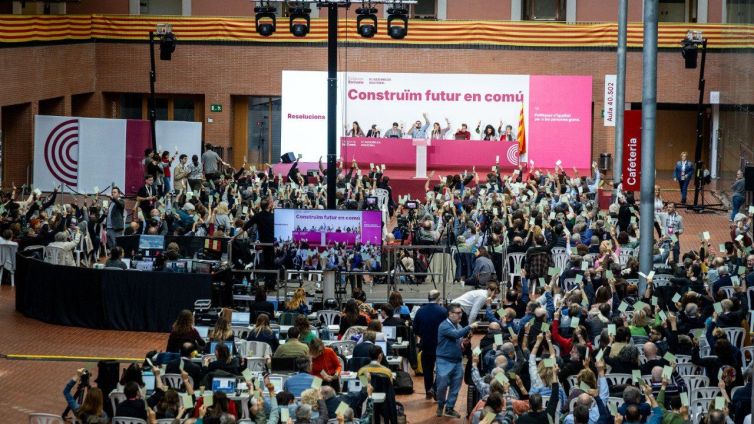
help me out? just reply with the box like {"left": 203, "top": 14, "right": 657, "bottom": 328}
{"left": 63, "top": 368, "right": 108, "bottom": 423}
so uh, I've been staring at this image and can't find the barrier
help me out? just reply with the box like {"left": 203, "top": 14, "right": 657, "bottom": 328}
{"left": 15, "top": 254, "right": 211, "bottom": 331}
{"left": 116, "top": 234, "right": 231, "bottom": 259}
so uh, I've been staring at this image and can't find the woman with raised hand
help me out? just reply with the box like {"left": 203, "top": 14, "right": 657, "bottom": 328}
{"left": 63, "top": 368, "right": 109, "bottom": 423}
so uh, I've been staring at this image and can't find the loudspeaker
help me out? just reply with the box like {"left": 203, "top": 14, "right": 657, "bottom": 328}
{"left": 745, "top": 166, "right": 754, "bottom": 191}
{"left": 280, "top": 152, "right": 296, "bottom": 164}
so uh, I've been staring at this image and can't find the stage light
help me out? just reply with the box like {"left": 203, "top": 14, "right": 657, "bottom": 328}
{"left": 289, "top": 6, "right": 311, "bottom": 37}
{"left": 255, "top": 4, "right": 277, "bottom": 37}
{"left": 155, "top": 23, "right": 176, "bottom": 61}
{"left": 681, "top": 30, "right": 703, "bottom": 69}
{"left": 387, "top": 7, "right": 408, "bottom": 39}
{"left": 356, "top": 6, "right": 378, "bottom": 38}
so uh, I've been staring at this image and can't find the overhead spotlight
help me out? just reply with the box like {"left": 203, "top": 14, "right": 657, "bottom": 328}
{"left": 159, "top": 32, "right": 176, "bottom": 60}
{"left": 356, "top": 6, "right": 378, "bottom": 38}
{"left": 681, "top": 30, "right": 703, "bottom": 69}
{"left": 387, "top": 6, "right": 408, "bottom": 39}
{"left": 254, "top": 4, "right": 277, "bottom": 37}
{"left": 289, "top": 6, "right": 312, "bottom": 37}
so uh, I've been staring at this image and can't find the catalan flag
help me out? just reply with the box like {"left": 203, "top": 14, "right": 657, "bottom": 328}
{"left": 517, "top": 102, "right": 526, "bottom": 155}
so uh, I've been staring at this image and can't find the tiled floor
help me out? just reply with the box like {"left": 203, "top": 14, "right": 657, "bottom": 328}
{"left": 0, "top": 179, "right": 737, "bottom": 423}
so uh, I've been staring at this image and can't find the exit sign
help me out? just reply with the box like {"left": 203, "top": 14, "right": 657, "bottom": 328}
{"left": 210, "top": 104, "right": 222, "bottom": 113}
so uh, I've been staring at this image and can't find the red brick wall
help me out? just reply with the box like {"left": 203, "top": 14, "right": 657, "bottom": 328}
{"left": 0, "top": 40, "right": 745, "bottom": 185}
{"left": 2, "top": 102, "right": 34, "bottom": 186}
{"left": 191, "top": 0, "right": 253, "bottom": 17}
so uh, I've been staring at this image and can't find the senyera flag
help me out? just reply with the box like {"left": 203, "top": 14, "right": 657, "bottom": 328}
{"left": 517, "top": 102, "right": 526, "bottom": 155}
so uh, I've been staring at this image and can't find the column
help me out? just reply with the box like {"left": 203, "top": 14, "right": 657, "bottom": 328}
{"left": 566, "top": 0, "right": 577, "bottom": 23}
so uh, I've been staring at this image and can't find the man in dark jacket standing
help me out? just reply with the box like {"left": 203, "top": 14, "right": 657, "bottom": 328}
{"left": 106, "top": 186, "right": 125, "bottom": 249}
{"left": 413, "top": 290, "right": 447, "bottom": 401}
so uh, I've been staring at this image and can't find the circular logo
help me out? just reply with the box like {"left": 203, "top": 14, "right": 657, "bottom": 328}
{"left": 43, "top": 119, "right": 79, "bottom": 186}
{"left": 506, "top": 144, "right": 520, "bottom": 166}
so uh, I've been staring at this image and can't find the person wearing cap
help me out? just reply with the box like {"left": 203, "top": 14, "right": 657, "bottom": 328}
{"left": 175, "top": 202, "right": 196, "bottom": 230}
{"left": 413, "top": 289, "right": 447, "bottom": 400}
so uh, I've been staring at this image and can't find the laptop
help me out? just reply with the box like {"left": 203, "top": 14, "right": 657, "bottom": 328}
{"left": 232, "top": 312, "right": 251, "bottom": 326}
{"left": 383, "top": 326, "right": 396, "bottom": 340}
{"left": 375, "top": 340, "right": 388, "bottom": 356}
{"left": 209, "top": 341, "right": 235, "bottom": 354}
{"left": 195, "top": 325, "right": 210, "bottom": 339}
{"left": 212, "top": 377, "right": 237, "bottom": 394}
{"left": 135, "top": 260, "right": 154, "bottom": 272}
{"left": 268, "top": 376, "right": 284, "bottom": 393}
{"left": 142, "top": 372, "right": 156, "bottom": 395}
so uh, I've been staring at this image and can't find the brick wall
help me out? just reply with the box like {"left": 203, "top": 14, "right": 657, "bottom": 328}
{"left": 0, "top": 40, "right": 748, "bottom": 183}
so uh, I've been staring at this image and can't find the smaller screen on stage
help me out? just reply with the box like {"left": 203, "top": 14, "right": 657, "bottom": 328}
{"left": 274, "top": 209, "right": 382, "bottom": 246}
{"left": 139, "top": 235, "right": 165, "bottom": 250}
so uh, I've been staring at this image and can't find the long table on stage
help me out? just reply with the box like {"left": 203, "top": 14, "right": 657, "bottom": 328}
{"left": 340, "top": 136, "right": 521, "bottom": 169}
{"left": 15, "top": 254, "right": 212, "bottom": 332}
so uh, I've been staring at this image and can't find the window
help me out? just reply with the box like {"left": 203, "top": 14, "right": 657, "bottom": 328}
{"left": 140, "top": 0, "right": 182, "bottom": 16}
{"left": 411, "top": 0, "right": 437, "bottom": 19}
{"left": 728, "top": 0, "right": 754, "bottom": 23}
{"left": 155, "top": 98, "right": 168, "bottom": 121}
{"left": 173, "top": 98, "right": 195, "bottom": 122}
{"left": 120, "top": 94, "right": 142, "bottom": 120}
{"left": 659, "top": 0, "right": 696, "bottom": 23}
{"left": 524, "top": 0, "right": 566, "bottom": 21}
{"left": 248, "top": 97, "right": 281, "bottom": 164}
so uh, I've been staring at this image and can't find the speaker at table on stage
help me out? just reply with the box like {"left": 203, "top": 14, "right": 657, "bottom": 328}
{"left": 281, "top": 152, "right": 296, "bottom": 164}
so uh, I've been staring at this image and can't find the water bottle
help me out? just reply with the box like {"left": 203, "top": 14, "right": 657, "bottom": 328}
{"left": 242, "top": 276, "right": 248, "bottom": 287}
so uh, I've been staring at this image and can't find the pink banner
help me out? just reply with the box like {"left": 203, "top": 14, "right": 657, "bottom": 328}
{"left": 125, "top": 120, "right": 152, "bottom": 196}
{"left": 340, "top": 137, "right": 520, "bottom": 170}
{"left": 292, "top": 231, "right": 322, "bottom": 245}
{"left": 325, "top": 232, "right": 357, "bottom": 245}
{"left": 527, "top": 76, "right": 592, "bottom": 170}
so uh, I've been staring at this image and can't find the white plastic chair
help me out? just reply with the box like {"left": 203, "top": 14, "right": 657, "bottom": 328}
{"left": 605, "top": 373, "right": 632, "bottom": 386}
{"left": 562, "top": 278, "right": 578, "bottom": 291}
{"left": 109, "top": 390, "right": 126, "bottom": 416}
{"left": 691, "top": 387, "right": 721, "bottom": 402}
{"left": 552, "top": 253, "right": 569, "bottom": 274}
{"left": 245, "top": 341, "right": 272, "bottom": 358}
{"left": 675, "top": 354, "right": 692, "bottom": 364}
{"left": 717, "top": 286, "right": 736, "bottom": 298}
{"left": 741, "top": 346, "right": 754, "bottom": 370}
{"left": 677, "top": 363, "right": 703, "bottom": 376}
{"left": 28, "top": 413, "right": 64, "bottom": 424}
{"left": 506, "top": 252, "right": 526, "bottom": 281}
{"left": 162, "top": 373, "right": 192, "bottom": 390}
{"left": 317, "top": 310, "right": 341, "bottom": 327}
{"left": 342, "top": 325, "right": 366, "bottom": 342}
{"left": 684, "top": 375, "right": 709, "bottom": 392}
{"left": 43, "top": 245, "right": 67, "bottom": 265}
{"left": 0, "top": 242, "right": 18, "bottom": 287}
{"left": 566, "top": 375, "right": 579, "bottom": 390}
{"left": 720, "top": 327, "right": 744, "bottom": 348}
{"left": 690, "top": 399, "right": 710, "bottom": 423}
{"left": 618, "top": 248, "right": 635, "bottom": 266}
{"left": 231, "top": 326, "right": 251, "bottom": 339}
{"left": 112, "top": 417, "right": 147, "bottom": 424}
{"left": 329, "top": 340, "right": 356, "bottom": 357}
{"left": 607, "top": 397, "right": 623, "bottom": 414}
{"left": 246, "top": 357, "right": 267, "bottom": 372}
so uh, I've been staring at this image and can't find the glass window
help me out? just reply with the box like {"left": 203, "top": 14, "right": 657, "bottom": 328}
{"left": 659, "top": 0, "right": 689, "bottom": 23}
{"left": 156, "top": 98, "right": 168, "bottom": 120}
{"left": 248, "top": 97, "right": 281, "bottom": 164}
{"left": 524, "top": 0, "right": 566, "bottom": 21}
{"left": 140, "top": 0, "right": 182, "bottom": 15}
{"left": 728, "top": 0, "right": 754, "bottom": 23}
{"left": 120, "top": 94, "right": 142, "bottom": 120}
{"left": 413, "top": 0, "right": 436, "bottom": 18}
{"left": 174, "top": 98, "right": 195, "bottom": 122}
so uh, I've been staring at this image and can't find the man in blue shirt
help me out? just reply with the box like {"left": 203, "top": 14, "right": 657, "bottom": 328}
{"left": 283, "top": 357, "right": 315, "bottom": 397}
{"left": 413, "top": 290, "right": 447, "bottom": 400}
{"left": 407, "top": 113, "right": 430, "bottom": 139}
{"left": 435, "top": 302, "right": 479, "bottom": 418}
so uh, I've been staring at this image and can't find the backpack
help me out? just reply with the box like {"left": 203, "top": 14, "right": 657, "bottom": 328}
{"left": 393, "top": 370, "right": 414, "bottom": 394}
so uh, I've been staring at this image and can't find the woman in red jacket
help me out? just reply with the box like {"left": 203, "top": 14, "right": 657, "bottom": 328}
{"left": 551, "top": 308, "right": 592, "bottom": 358}
{"left": 309, "top": 338, "right": 342, "bottom": 389}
